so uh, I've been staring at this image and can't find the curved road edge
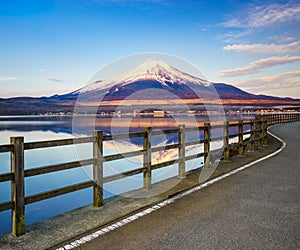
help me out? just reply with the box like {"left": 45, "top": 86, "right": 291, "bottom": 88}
{"left": 55, "top": 123, "right": 288, "bottom": 250}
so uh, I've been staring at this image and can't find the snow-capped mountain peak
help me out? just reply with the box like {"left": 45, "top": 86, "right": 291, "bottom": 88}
{"left": 79, "top": 59, "right": 210, "bottom": 93}
{"left": 117, "top": 58, "right": 208, "bottom": 85}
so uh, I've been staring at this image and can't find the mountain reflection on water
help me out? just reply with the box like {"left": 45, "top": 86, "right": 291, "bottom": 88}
{"left": 0, "top": 113, "right": 254, "bottom": 135}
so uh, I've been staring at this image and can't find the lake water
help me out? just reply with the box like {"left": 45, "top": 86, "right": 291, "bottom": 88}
{"left": 0, "top": 114, "right": 253, "bottom": 234}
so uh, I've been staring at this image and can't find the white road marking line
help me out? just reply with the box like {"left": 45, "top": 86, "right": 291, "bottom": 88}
{"left": 57, "top": 124, "right": 285, "bottom": 250}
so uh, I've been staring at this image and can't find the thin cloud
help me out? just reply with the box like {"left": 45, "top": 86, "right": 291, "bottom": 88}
{"left": 223, "top": 41, "right": 300, "bottom": 54}
{"left": 241, "top": 81, "right": 300, "bottom": 92}
{"left": 40, "top": 69, "right": 48, "bottom": 73}
{"left": 222, "top": 3, "right": 300, "bottom": 28}
{"left": 217, "top": 30, "right": 252, "bottom": 43}
{"left": 219, "top": 3, "right": 300, "bottom": 44}
{"left": 0, "top": 77, "right": 20, "bottom": 82}
{"left": 236, "top": 71, "right": 300, "bottom": 91}
{"left": 218, "top": 56, "right": 300, "bottom": 77}
{"left": 267, "top": 34, "right": 296, "bottom": 43}
{"left": 45, "top": 78, "right": 64, "bottom": 83}
{"left": 255, "top": 71, "right": 300, "bottom": 82}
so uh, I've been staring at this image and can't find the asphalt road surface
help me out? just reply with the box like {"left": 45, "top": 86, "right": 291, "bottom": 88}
{"left": 75, "top": 122, "right": 300, "bottom": 250}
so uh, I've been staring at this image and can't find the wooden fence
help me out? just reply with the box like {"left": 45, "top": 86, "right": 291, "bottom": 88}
{"left": 259, "top": 112, "right": 300, "bottom": 125}
{"left": 0, "top": 113, "right": 299, "bottom": 236}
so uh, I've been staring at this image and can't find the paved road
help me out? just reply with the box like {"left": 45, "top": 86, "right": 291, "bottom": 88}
{"left": 76, "top": 122, "right": 300, "bottom": 250}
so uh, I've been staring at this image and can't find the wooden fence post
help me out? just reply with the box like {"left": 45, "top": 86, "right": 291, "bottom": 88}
{"left": 178, "top": 124, "right": 186, "bottom": 178}
{"left": 279, "top": 114, "right": 281, "bottom": 123}
{"left": 204, "top": 123, "right": 210, "bottom": 168}
{"left": 254, "top": 116, "right": 260, "bottom": 149}
{"left": 11, "top": 137, "right": 25, "bottom": 237}
{"left": 263, "top": 118, "right": 268, "bottom": 145}
{"left": 272, "top": 114, "right": 274, "bottom": 124}
{"left": 250, "top": 120, "right": 255, "bottom": 152}
{"left": 238, "top": 120, "right": 244, "bottom": 155}
{"left": 223, "top": 121, "right": 229, "bottom": 161}
{"left": 143, "top": 127, "right": 152, "bottom": 190}
{"left": 265, "top": 114, "right": 268, "bottom": 126}
{"left": 93, "top": 131, "right": 103, "bottom": 207}
{"left": 259, "top": 118, "right": 264, "bottom": 148}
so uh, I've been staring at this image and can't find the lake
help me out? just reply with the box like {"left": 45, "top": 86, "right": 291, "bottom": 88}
{"left": 0, "top": 114, "right": 253, "bottom": 234}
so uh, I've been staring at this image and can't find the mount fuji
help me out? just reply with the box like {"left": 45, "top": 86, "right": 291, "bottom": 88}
{"left": 72, "top": 59, "right": 213, "bottom": 101}
{"left": 71, "top": 59, "right": 254, "bottom": 101}
{"left": 0, "top": 59, "right": 298, "bottom": 115}
{"left": 79, "top": 59, "right": 211, "bottom": 91}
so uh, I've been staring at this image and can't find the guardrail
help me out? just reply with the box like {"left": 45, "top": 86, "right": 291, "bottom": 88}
{"left": 258, "top": 112, "right": 300, "bottom": 125}
{"left": 0, "top": 113, "right": 299, "bottom": 236}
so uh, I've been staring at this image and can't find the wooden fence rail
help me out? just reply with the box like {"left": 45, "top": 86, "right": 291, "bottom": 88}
{"left": 0, "top": 113, "right": 299, "bottom": 236}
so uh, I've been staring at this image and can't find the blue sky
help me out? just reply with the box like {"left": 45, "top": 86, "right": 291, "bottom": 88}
{"left": 0, "top": 0, "right": 299, "bottom": 98}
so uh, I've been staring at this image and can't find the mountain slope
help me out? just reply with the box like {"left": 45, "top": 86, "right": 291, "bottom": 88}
{"left": 75, "top": 59, "right": 211, "bottom": 94}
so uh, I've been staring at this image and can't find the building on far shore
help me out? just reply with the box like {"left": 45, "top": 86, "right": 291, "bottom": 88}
{"left": 153, "top": 110, "right": 165, "bottom": 117}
